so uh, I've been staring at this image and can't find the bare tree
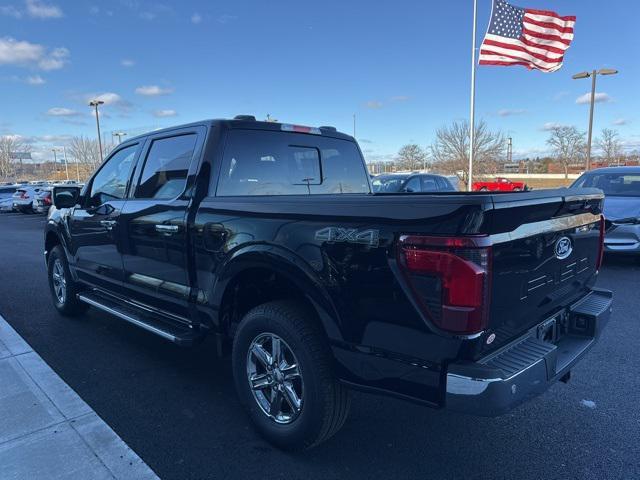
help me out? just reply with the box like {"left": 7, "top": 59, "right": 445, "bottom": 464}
{"left": 596, "top": 128, "right": 621, "bottom": 165}
{"left": 67, "top": 136, "right": 101, "bottom": 169}
{"left": 0, "top": 135, "right": 30, "bottom": 181}
{"left": 396, "top": 144, "right": 428, "bottom": 171}
{"left": 430, "top": 120, "right": 505, "bottom": 185}
{"left": 546, "top": 126, "right": 586, "bottom": 178}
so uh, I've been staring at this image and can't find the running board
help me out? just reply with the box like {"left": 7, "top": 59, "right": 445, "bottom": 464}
{"left": 77, "top": 292, "right": 203, "bottom": 346}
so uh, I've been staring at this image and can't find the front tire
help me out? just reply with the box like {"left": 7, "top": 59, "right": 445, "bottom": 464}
{"left": 232, "top": 300, "right": 350, "bottom": 450}
{"left": 47, "top": 245, "right": 87, "bottom": 316}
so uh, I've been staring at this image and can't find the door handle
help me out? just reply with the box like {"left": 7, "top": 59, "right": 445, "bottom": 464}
{"left": 100, "top": 220, "right": 116, "bottom": 230}
{"left": 155, "top": 224, "right": 179, "bottom": 234}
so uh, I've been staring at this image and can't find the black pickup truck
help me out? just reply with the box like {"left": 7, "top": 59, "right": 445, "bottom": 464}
{"left": 45, "top": 117, "right": 612, "bottom": 450}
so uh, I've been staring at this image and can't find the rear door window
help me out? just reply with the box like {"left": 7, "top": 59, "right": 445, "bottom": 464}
{"left": 420, "top": 176, "right": 439, "bottom": 192}
{"left": 404, "top": 177, "right": 421, "bottom": 193}
{"left": 135, "top": 134, "right": 198, "bottom": 200}
{"left": 217, "top": 130, "right": 369, "bottom": 196}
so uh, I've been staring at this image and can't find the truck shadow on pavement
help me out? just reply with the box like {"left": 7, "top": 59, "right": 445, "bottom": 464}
{"left": 74, "top": 301, "right": 634, "bottom": 480}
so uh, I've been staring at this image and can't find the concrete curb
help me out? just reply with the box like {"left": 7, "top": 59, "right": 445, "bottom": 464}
{"left": 0, "top": 314, "right": 159, "bottom": 480}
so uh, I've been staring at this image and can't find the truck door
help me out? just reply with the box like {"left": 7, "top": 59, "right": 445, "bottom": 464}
{"left": 118, "top": 127, "right": 206, "bottom": 318}
{"left": 68, "top": 143, "right": 141, "bottom": 292}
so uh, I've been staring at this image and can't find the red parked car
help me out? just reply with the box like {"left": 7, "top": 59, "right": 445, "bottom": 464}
{"left": 473, "top": 177, "right": 527, "bottom": 192}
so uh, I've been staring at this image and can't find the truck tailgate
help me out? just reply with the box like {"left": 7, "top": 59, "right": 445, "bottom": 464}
{"left": 482, "top": 188, "right": 604, "bottom": 355}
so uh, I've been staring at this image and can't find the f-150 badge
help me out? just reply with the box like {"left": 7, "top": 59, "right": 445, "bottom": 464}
{"left": 315, "top": 227, "right": 380, "bottom": 247}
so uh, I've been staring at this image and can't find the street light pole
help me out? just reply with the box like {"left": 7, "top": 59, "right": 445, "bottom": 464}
{"left": 112, "top": 131, "right": 127, "bottom": 144}
{"left": 572, "top": 68, "right": 618, "bottom": 171}
{"left": 51, "top": 149, "right": 57, "bottom": 179}
{"left": 89, "top": 100, "right": 105, "bottom": 162}
{"left": 585, "top": 69, "right": 597, "bottom": 171}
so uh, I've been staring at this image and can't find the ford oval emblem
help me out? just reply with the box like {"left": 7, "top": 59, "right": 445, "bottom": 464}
{"left": 554, "top": 236, "right": 573, "bottom": 260}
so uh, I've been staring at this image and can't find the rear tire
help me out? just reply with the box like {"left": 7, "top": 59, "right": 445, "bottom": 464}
{"left": 232, "top": 300, "right": 350, "bottom": 450}
{"left": 47, "top": 245, "right": 87, "bottom": 316}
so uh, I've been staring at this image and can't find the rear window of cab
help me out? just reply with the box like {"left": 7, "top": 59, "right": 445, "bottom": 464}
{"left": 216, "top": 130, "right": 370, "bottom": 196}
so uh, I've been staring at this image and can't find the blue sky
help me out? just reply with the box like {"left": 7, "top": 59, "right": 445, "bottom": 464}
{"left": 1, "top": 0, "right": 638, "bottom": 163}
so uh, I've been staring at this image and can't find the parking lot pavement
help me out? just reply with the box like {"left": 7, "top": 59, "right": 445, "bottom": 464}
{"left": 0, "top": 213, "right": 639, "bottom": 480}
{"left": 0, "top": 314, "right": 158, "bottom": 480}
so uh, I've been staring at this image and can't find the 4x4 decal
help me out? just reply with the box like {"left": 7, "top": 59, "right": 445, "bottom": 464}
{"left": 314, "top": 227, "right": 380, "bottom": 247}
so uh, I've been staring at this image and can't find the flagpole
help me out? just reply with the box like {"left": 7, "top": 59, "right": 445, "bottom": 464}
{"left": 468, "top": 0, "right": 478, "bottom": 192}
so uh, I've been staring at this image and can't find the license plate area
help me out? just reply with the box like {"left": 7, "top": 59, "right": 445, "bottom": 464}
{"left": 537, "top": 316, "right": 559, "bottom": 343}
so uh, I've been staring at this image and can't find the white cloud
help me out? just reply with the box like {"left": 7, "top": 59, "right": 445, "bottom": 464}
{"left": 541, "top": 122, "right": 571, "bottom": 131}
{"left": 576, "top": 92, "right": 611, "bottom": 105}
{"left": 120, "top": 58, "right": 135, "bottom": 67}
{"left": 613, "top": 118, "right": 629, "bottom": 126}
{"left": 91, "top": 92, "right": 123, "bottom": 105}
{"left": 497, "top": 108, "right": 526, "bottom": 117}
{"left": 390, "top": 95, "right": 410, "bottom": 102}
{"left": 135, "top": 85, "right": 173, "bottom": 96}
{"left": 217, "top": 14, "right": 237, "bottom": 24}
{"left": 37, "top": 46, "right": 69, "bottom": 70}
{"left": 46, "top": 107, "right": 80, "bottom": 116}
{"left": 365, "top": 100, "right": 383, "bottom": 109}
{"left": 358, "top": 138, "right": 373, "bottom": 144}
{"left": 26, "top": 0, "right": 63, "bottom": 19}
{"left": 82, "top": 92, "right": 128, "bottom": 113}
{"left": 0, "top": 5, "right": 22, "bottom": 18}
{"left": 191, "top": 12, "right": 202, "bottom": 24}
{"left": 26, "top": 74, "right": 45, "bottom": 85}
{"left": 153, "top": 109, "right": 177, "bottom": 118}
{"left": 0, "top": 37, "right": 69, "bottom": 70}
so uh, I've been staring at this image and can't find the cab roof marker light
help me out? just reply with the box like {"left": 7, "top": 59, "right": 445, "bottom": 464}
{"left": 281, "top": 124, "right": 322, "bottom": 135}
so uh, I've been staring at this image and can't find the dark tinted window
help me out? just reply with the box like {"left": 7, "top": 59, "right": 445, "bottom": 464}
{"left": 573, "top": 172, "right": 640, "bottom": 197}
{"left": 89, "top": 144, "right": 137, "bottom": 205}
{"left": 136, "top": 134, "right": 197, "bottom": 199}
{"left": 217, "top": 130, "right": 369, "bottom": 196}
{"left": 404, "top": 177, "right": 421, "bottom": 192}
{"left": 435, "top": 176, "right": 453, "bottom": 191}
{"left": 420, "top": 175, "right": 439, "bottom": 191}
{"left": 371, "top": 175, "right": 408, "bottom": 193}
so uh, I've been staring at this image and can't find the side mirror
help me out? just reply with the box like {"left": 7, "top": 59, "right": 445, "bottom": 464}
{"left": 53, "top": 186, "right": 81, "bottom": 209}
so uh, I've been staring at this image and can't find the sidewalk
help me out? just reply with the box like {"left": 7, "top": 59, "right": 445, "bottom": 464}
{"left": 0, "top": 314, "right": 159, "bottom": 480}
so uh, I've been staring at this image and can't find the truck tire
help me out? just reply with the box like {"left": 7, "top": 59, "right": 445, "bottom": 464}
{"left": 232, "top": 300, "right": 350, "bottom": 450}
{"left": 47, "top": 245, "right": 87, "bottom": 316}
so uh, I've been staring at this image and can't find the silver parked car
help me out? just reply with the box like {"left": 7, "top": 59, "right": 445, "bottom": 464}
{"left": 572, "top": 166, "right": 640, "bottom": 255}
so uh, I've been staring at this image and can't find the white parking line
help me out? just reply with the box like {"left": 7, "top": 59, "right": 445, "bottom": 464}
{"left": 0, "top": 315, "right": 159, "bottom": 480}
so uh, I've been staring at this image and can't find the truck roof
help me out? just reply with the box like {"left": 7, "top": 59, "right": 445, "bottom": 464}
{"left": 124, "top": 118, "right": 355, "bottom": 144}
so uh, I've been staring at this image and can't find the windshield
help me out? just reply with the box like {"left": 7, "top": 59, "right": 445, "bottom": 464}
{"left": 371, "top": 176, "right": 407, "bottom": 193}
{"left": 573, "top": 172, "right": 640, "bottom": 197}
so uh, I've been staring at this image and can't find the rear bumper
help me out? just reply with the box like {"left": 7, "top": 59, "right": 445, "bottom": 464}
{"left": 445, "top": 288, "right": 613, "bottom": 416}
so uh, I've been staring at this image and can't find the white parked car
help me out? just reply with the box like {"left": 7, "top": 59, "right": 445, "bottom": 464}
{"left": 0, "top": 197, "right": 14, "bottom": 213}
{"left": 12, "top": 186, "right": 42, "bottom": 213}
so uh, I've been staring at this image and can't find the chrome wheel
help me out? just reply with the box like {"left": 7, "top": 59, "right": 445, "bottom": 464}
{"left": 246, "top": 333, "right": 303, "bottom": 424}
{"left": 52, "top": 259, "right": 66, "bottom": 304}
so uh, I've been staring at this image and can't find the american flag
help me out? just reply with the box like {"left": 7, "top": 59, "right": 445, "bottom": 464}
{"left": 479, "top": 0, "right": 576, "bottom": 73}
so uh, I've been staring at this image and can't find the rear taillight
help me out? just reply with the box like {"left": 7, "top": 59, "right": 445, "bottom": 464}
{"left": 397, "top": 235, "right": 492, "bottom": 335}
{"left": 43, "top": 194, "right": 52, "bottom": 206}
{"left": 596, "top": 215, "right": 605, "bottom": 271}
